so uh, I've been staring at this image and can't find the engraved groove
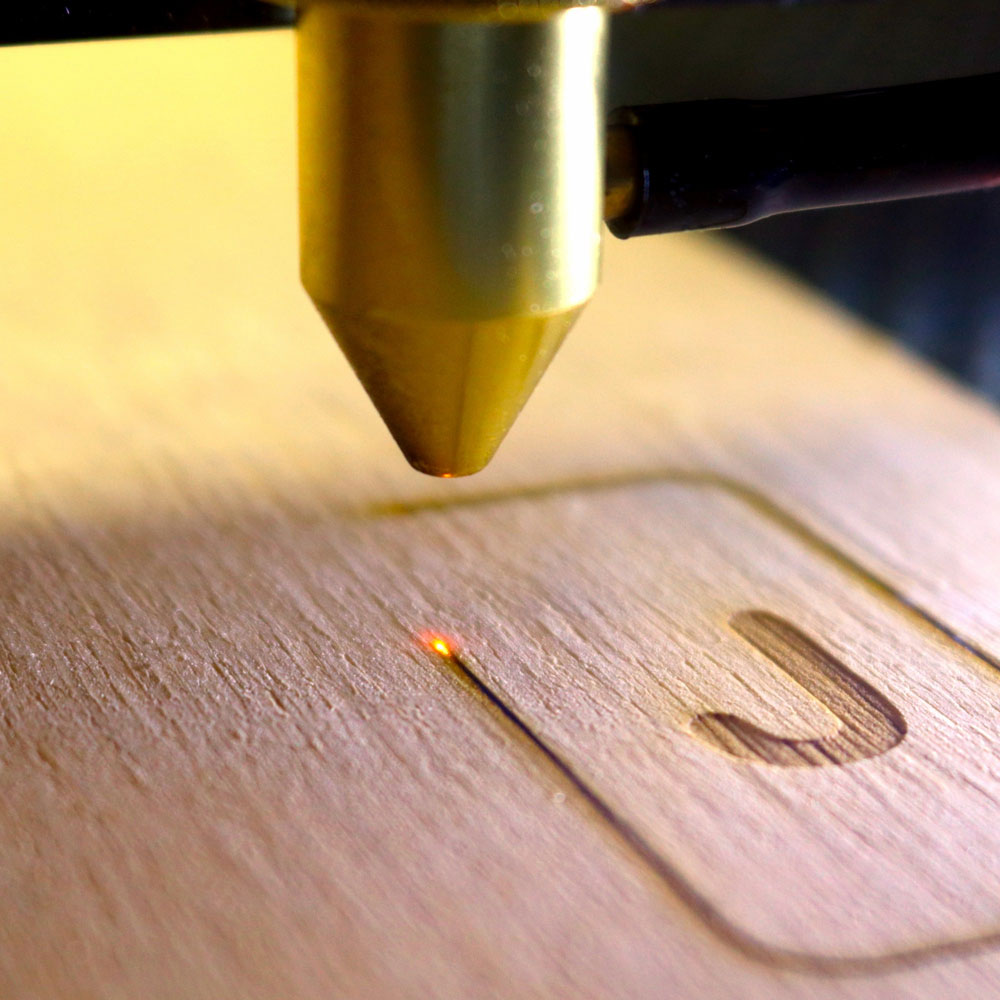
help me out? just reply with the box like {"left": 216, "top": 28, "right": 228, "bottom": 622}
{"left": 396, "top": 471, "right": 1000, "bottom": 974}
{"left": 690, "top": 610, "right": 906, "bottom": 767}
{"left": 437, "top": 643, "right": 1000, "bottom": 977}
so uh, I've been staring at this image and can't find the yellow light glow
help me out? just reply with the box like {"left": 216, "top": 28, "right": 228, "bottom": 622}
{"left": 421, "top": 633, "right": 456, "bottom": 659}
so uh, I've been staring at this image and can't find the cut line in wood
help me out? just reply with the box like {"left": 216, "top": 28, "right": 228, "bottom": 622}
{"left": 375, "top": 468, "right": 1000, "bottom": 678}
{"left": 431, "top": 640, "right": 1000, "bottom": 976}
{"left": 409, "top": 472, "right": 1000, "bottom": 975}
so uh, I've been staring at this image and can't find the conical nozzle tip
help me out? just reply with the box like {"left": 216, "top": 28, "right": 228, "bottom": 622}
{"left": 314, "top": 304, "right": 583, "bottom": 477}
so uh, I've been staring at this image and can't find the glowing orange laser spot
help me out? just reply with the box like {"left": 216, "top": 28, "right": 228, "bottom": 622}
{"left": 431, "top": 638, "right": 452, "bottom": 656}
{"left": 420, "top": 633, "right": 457, "bottom": 659}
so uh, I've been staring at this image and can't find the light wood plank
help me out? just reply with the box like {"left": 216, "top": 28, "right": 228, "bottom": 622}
{"left": 374, "top": 477, "right": 1000, "bottom": 959}
{"left": 3, "top": 28, "right": 1000, "bottom": 1000}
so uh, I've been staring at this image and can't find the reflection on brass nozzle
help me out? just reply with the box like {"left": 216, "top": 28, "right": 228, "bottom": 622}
{"left": 604, "top": 122, "right": 641, "bottom": 227}
{"left": 297, "top": 0, "right": 608, "bottom": 477}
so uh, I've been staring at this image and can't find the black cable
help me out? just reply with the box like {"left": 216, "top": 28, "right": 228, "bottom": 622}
{"left": 0, "top": 2, "right": 293, "bottom": 45}
{"left": 608, "top": 72, "right": 1000, "bottom": 238}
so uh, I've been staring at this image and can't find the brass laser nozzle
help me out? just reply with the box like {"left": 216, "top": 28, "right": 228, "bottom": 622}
{"left": 297, "top": 0, "right": 608, "bottom": 477}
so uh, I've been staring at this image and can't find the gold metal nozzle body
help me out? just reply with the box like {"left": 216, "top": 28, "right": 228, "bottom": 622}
{"left": 297, "top": 0, "right": 608, "bottom": 476}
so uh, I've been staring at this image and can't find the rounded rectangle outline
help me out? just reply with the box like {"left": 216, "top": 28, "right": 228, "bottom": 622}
{"left": 382, "top": 470, "right": 1000, "bottom": 975}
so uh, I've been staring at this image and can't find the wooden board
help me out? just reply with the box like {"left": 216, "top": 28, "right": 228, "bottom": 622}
{"left": 382, "top": 480, "right": 1000, "bottom": 962}
{"left": 3, "top": 28, "right": 1000, "bottom": 1000}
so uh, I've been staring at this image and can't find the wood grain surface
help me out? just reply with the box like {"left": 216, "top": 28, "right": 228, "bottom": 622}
{"left": 383, "top": 478, "right": 1000, "bottom": 960}
{"left": 3, "top": 28, "right": 1000, "bottom": 1000}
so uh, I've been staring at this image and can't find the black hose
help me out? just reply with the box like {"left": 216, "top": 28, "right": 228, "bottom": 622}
{"left": 607, "top": 73, "right": 1000, "bottom": 238}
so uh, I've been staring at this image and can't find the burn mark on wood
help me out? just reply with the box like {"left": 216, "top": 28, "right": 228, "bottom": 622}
{"left": 690, "top": 610, "right": 906, "bottom": 766}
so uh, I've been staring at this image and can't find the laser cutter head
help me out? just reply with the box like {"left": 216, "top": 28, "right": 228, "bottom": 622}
{"left": 296, "top": 0, "right": 609, "bottom": 476}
